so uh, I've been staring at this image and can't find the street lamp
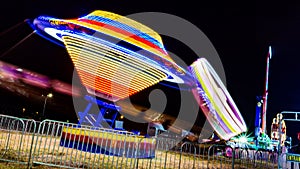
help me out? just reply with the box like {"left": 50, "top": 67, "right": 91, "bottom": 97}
{"left": 42, "top": 93, "right": 53, "bottom": 120}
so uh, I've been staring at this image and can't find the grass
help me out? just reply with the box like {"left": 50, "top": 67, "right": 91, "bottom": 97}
{"left": 0, "top": 129, "right": 278, "bottom": 169}
{"left": 0, "top": 162, "right": 61, "bottom": 169}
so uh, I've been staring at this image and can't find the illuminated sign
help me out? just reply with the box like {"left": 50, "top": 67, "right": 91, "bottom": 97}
{"left": 50, "top": 19, "right": 67, "bottom": 26}
{"left": 287, "top": 153, "right": 300, "bottom": 163}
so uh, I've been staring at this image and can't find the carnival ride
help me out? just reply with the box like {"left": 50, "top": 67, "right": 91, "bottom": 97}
{"left": 0, "top": 61, "right": 81, "bottom": 97}
{"left": 15, "top": 10, "right": 248, "bottom": 158}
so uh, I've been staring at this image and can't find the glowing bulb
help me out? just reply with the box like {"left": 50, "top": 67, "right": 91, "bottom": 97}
{"left": 47, "top": 93, "right": 53, "bottom": 98}
{"left": 239, "top": 136, "right": 248, "bottom": 143}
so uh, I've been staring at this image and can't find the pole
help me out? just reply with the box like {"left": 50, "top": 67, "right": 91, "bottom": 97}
{"left": 41, "top": 93, "right": 53, "bottom": 120}
{"left": 278, "top": 114, "right": 282, "bottom": 169}
{"left": 42, "top": 96, "right": 48, "bottom": 120}
{"left": 261, "top": 46, "right": 272, "bottom": 134}
{"left": 255, "top": 97, "right": 263, "bottom": 137}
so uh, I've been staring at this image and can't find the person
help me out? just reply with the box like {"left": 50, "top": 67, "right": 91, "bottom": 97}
{"left": 296, "top": 132, "right": 300, "bottom": 153}
{"left": 290, "top": 132, "right": 300, "bottom": 154}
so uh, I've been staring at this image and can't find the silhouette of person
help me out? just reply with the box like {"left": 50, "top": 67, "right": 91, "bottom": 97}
{"left": 292, "top": 132, "right": 300, "bottom": 154}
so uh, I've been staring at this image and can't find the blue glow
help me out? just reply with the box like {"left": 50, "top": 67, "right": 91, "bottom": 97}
{"left": 158, "top": 81, "right": 191, "bottom": 91}
{"left": 26, "top": 20, "right": 65, "bottom": 47}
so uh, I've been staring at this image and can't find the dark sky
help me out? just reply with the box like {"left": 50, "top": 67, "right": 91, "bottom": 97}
{"left": 1, "top": 1, "right": 300, "bottom": 143}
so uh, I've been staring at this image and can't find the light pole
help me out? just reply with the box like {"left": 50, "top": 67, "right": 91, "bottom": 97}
{"left": 42, "top": 93, "right": 53, "bottom": 120}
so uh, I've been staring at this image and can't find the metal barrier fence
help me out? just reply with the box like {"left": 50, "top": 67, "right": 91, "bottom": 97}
{"left": 0, "top": 114, "right": 36, "bottom": 168}
{"left": 31, "top": 119, "right": 152, "bottom": 169}
{"left": 0, "top": 114, "right": 281, "bottom": 168}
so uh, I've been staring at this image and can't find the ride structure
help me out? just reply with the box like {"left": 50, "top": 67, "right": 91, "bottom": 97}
{"left": 251, "top": 46, "right": 275, "bottom": 151}
{"left": 28, "top": 10, "right": 247, "bottom": 157}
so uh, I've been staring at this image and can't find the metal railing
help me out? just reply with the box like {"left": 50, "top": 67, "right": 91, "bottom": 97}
{"left": 0, "top": 115, "right": 36, "bottom": 168}
{"left": 0, "top": 114, "right": 281, "bottom": 168}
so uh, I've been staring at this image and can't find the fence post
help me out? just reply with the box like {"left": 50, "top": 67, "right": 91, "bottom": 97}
{"left": 231, "top": 147, "right": 235, "bottom": 169}
{"left": 178, "top": 142, "right": 183, "bottom": 169}
{"left": 207, "top": 145, "right": 214, "bottom": 169}
{"left": 278, "top": 115, "right": 282, "bottom": 169}
{"left": 27, "top": 119, "right": 36, "bottom": 169}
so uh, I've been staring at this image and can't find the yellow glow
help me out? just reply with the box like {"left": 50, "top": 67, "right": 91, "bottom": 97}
{"left": 87, "top": 10, "right": 163, "bottom": 44}
{"left": 62, "top": 35, "right": 166, "bottom": 99}
{"left": 64, "top": 36, "right": 166, "bottom": 78}
{"left": 47, "top": 93, "right": 53, "bottom": 98}
{"left": 67, "top": 20, "right": 172, "bottom": 62}
{"left": 64, "top": 10, "right": 177, "bottom": 64}
{"left": 62, "top": 127, "right": 155, "bottom": 143}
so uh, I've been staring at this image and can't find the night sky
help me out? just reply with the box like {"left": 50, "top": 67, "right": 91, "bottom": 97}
{"left": 1, "top": 1, "right": 300, "bottom": 143}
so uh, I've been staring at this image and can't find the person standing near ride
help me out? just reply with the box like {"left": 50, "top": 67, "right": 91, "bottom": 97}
{"left": 298, "top": 132, "right": 300, "bottom": 149}
{"left": 293, "top": 132, "right": 300, "bottom": 154}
